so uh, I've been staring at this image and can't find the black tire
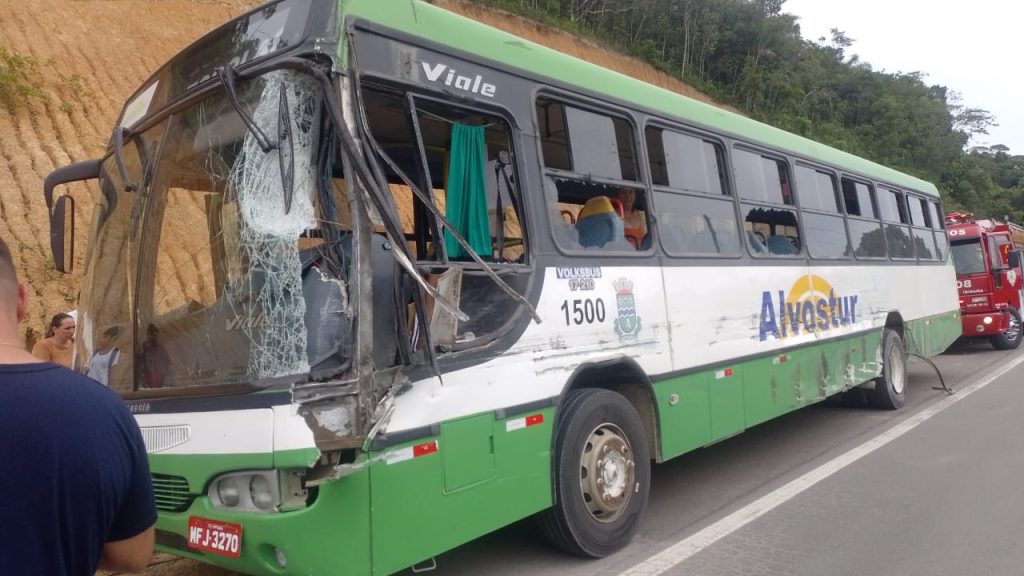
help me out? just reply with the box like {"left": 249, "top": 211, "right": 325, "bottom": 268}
{"left": 538, "top": 388, "right": 651, "bottom": 558}
{"left": 871, "top": 329, "right": 907, "bottom": 410}
{"left": 990, "top": 306, "right": 1023, "bottom": 350}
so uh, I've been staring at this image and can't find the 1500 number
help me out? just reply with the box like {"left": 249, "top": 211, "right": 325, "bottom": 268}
{"left": 560, "top": 298, "right": 606, "bottom": 325}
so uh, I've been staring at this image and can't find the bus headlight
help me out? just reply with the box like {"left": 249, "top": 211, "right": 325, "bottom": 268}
{"left": 208, "top": 470, "right": 307, "bottom": 512}
{"left": 250, "top": 475, "right": 275, "bottom": 510}
{"left": 983, "top": 316, "right": 993, "bottom": 325}
{"left": 216, "top": 477, "right": 241, "bottom": 507}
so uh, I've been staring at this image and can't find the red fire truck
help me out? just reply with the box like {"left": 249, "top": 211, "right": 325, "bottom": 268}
{"left": 946, "top": 212, "right": 1024, "bottom": 349}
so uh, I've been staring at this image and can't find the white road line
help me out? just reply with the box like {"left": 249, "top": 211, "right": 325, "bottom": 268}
{"left": 619, "top": 352, "right": 1024, "bottom": 576}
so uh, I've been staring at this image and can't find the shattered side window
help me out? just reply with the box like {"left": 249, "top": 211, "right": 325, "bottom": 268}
{"left": 363, "top": 87, "right": 526, "bottom": 265}
{"left": 360, "top": 84, "right": 531, "bottom": 355}
{"left": 136, "top": 69, "right": 346, "bottom": 388}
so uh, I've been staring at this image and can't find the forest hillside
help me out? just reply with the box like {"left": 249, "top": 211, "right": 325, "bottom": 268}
{"left": 2, "top": 0, "right": 1017, "bottom": 344}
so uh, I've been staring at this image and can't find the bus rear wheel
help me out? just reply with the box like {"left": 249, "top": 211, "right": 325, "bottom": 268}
{"left": 990, "top": 306, "right": 1023, "bottom": 350}
{"left": 539, "top": 388, "right": 650, "bottom": 558}
{"left": 871, "top": 329, "right": 907, "bottom": 410}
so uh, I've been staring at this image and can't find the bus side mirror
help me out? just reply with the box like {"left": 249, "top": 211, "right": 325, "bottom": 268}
{"left": 51, "top": 195, "right": 75, "bottom": 273}
{"left": 1009, "top": 250, "right": 1023, "bottom": 269}
{"left": 44, "top": 159, "right": 100, "bottom": 273}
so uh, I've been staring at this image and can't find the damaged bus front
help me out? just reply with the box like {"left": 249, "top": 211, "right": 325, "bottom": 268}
{"left": 40, "top": 0, "right": 531, "bottom": 572}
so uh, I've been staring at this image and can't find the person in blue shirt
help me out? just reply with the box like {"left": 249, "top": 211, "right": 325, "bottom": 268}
{"left": 0, "top": 236, "right": 156, "bottom": 575}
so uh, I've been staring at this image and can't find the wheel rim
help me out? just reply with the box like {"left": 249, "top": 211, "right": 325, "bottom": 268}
{"left": 1006, "top": 312, "right": 1021, "bottom": 343}
{"left": 888, "top": 343, "right": 906, "bottom": 394}
{"left": 579, "top": 423, "right": 635, "bottom": 524}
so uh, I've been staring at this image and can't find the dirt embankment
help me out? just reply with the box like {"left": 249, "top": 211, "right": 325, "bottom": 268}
{"left": 1, "top": 0, "right": 720, "bottom": 346}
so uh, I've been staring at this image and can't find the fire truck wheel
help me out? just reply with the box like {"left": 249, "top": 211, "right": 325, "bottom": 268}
{"left": 871, "top": 329, "right": 907, "bottom": 410}
{"left": 539, "top": 388, "right": 650, "bottom": 558}
{"left": 990, "top": 306, "right": 1023, "bottom": 350}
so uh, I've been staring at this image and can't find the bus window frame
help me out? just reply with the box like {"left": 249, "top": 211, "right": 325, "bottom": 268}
{"left": 839, "top": 174, "right": 887, "bottom": 261}
{"left": 360, "top": 81, "right": 533, "bottom": 269}
{"left": 534, "top": 89, "right": 653, "bottom": 258}
{"left": 731, "top": 143, "right": 804, "bottom": 258}
{"left": 792, "top": 161, "right": 852, "bottom": 260}
{"left": 641, "top": 119, "right": 742, "bottom": 260}
{"left": 877, "top": 185, "right": 916, "bottom": 261}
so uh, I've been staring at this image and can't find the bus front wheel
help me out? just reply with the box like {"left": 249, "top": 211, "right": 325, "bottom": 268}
{"left": 990, "top": 306, "right": 1023, "bottom": 350}
{"left": 871, "top": 329, "right": 907, "bottom": 410}
{"left": 539, "top": 388, "right": 650, "bottom": 558}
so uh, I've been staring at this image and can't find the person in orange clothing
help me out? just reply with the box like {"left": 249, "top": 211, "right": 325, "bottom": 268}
{"left": 31, "top": 312, "right": 75, "bottom": 368}
{"left": 617, "top": 187, "right": 648, "bottom": 248}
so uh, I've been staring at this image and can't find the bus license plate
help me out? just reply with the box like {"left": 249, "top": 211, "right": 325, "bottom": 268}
{"left": 187, "top": 516, "right": 243, "bottom": 558}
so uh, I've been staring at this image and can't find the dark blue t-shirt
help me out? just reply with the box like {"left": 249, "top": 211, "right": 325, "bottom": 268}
{"left": 0, "top": 363, "right": 157, "bottom": 575}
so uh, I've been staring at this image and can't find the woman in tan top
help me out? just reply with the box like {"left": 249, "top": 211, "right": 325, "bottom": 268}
{"left": 32, "top": 313, "right": 75, "bottom": 368}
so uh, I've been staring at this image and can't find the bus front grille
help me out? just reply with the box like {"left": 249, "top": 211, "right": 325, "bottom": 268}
{"left": 152, "top": 473, "right": 195, "bottom": 512}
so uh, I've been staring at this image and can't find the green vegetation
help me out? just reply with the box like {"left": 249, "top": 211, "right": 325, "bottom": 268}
{"left": 471, "top": 0, "right": 1022, "bottom": 222}
{"left": 0, "top": 46, "right": 88, "bottom": 113}
{"left": 0, "top": 46, "right": 49, "bottom": 109}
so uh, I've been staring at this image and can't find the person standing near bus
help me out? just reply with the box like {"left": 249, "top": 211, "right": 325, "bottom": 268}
{"left": 0, "top": 237, "right": 156, "bottom": 574}
{"left": 85, "top": 326, "right": 121, "bottom": 387}
{"left": 31, "top": 312, "right": 75, "bottom": 368}
{"left": 617, "top": 187, "right": 648, "bottom": 248}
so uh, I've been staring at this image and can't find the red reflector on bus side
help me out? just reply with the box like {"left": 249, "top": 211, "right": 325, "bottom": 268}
{"left": 413, "top": 441, "right": 438, "bottom": 458}
{"left": 525, "top": 414, "right": 544, "bottom": 427}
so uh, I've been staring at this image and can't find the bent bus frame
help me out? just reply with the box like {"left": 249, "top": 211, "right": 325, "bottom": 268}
{"left": 42, "top": 0, "right": 960, "bottom": 573}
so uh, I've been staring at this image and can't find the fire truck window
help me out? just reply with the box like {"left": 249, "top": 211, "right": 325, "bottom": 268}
{"left": 950, "top": 240, "right": 985, "bottom": 275}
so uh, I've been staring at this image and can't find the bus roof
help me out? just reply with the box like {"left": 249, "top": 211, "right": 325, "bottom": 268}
{"left": 340, "top": 0, "right": 939, "bottom": 197}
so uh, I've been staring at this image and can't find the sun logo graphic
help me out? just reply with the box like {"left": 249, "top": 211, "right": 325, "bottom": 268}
{"left": 758, "top": 274, "right": 859, "bottom": 341}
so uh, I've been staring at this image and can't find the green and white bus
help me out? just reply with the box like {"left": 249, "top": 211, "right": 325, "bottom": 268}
{"left": 43, "top": 0, "right": 960, "bottom": 573}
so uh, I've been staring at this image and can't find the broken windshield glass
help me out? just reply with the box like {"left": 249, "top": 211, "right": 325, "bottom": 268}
{"left": 134, "top": 69, "right": 349, "bottom": 389}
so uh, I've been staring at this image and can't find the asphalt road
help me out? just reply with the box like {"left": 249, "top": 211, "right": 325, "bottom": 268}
{"left": 113, "top": 338, "right": 1024, "bottom": 576}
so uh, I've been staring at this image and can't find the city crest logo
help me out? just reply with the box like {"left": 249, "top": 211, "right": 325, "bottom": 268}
{"left": 613, "top": 278, "right": 642, "bottom": 340}
{"left": 758, "top": 274, "right": 859, "bottom": 341}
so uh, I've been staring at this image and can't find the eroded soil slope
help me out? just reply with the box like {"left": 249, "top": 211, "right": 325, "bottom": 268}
{"left": 1, "top": 0, "right": 720, "bottom": 343}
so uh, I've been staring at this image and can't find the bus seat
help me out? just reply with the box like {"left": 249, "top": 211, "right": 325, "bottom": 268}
{"left": 747, "top": 230, "right": 769, "bottom": 253}
{"left": 553, "top": 220, "right": 582, "bottom": 249}
{"left": 576, "top": 196, "right": 624, "bottom": 248}
{"left": 767, "top": 234, "right": 797, "bottom": 255}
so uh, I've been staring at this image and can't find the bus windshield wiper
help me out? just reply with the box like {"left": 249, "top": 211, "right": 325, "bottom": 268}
{"left": 112, "top": 127, "right": 138, "bottom": 193}
{"left": 217, "top": 65, "right": 276, "bottom": 152}
{"left": 216, "top": 65, "right": 296, "bottom": 212}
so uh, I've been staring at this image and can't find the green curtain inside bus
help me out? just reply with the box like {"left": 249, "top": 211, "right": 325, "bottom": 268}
{"left": 444, "top": 123, "right": 491, "bottom": 258}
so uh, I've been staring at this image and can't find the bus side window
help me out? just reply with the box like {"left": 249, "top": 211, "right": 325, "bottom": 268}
{"left": 733, "top": 148, "right": 801, "bottom": 256}
{"left": 538, "top": 97, "right": 647, "bottom": 253}
{"left": 794, "top": 164, "right": 850, "bottom": 259}
{"left": 645, "top": 126, "right": 738, "bottom": 257}
{"left": 878, "top": 187, "right": 915, "bottom": 260}
{"left": 358, "top": 85, "right": 530, "bottom": 357}
{"left": 842, "top": 177, "right": 887, "bottom": 259}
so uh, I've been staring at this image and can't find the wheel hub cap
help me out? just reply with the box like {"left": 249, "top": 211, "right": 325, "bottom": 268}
{"left": 580, "top": 424, "right": 634, "bottom": 523}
